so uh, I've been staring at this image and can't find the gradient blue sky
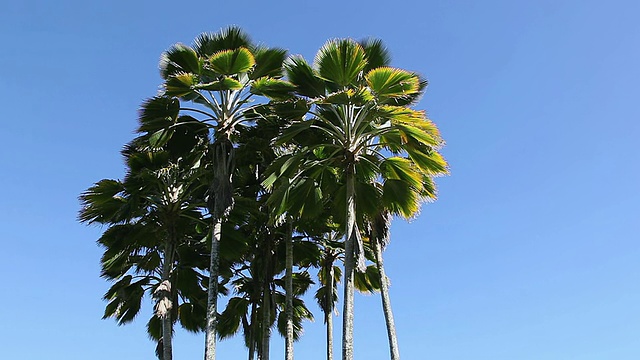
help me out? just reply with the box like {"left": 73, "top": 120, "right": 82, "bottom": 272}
{"left": 1, "top": 1, "right": 639, "bottom": 359}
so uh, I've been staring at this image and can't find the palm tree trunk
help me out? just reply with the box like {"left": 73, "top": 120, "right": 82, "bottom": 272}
{"left": 160, "top": 281, "right": 173, "bottom": 360}
{"left": 342, "top": 170, "right": 356, "bottom": 360}
{"left": 248, "top": 301, "right": 258, "bottom": 360}
{"left": 373, "top": 237, "right": 400, "bottom": 360}
{"left": 326, "top": 261, "right": 334, "bottom": 360}
{"left": 158, "top": 240, "right": 174, "bottom": 360}
{"left": 285, "top": 220, "right": 294, "bottom": 360}
{"left": 261, "top": 284, "right": 271, "bottom": 360}
{"left": 206, "top": 139, "right": 235, "bottom": 360}
{"left": 261, "top": 238, "right": 272, "bottom": 360}
{"left": 205, "top": 218, "right": 222, "bottom": 360}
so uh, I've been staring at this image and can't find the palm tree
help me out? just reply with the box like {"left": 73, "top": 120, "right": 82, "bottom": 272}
{"left": 266, "top": 38, "right": 448, "bottom": 360}
{"left": 138, "top": 26, "right": 289, "bottom": 360}
{"left": 79, "top": 132, "right": 210, "bottom": 360}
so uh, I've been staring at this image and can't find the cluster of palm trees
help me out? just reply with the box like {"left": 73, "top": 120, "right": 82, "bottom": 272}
{"left": 79, "top": 26, "right": 448, "bottom": 360}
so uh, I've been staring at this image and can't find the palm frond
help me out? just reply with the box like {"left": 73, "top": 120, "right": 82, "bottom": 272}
{"left": 159, "top": 43, "right": 201, "bottom": 79}
{"left": 194, "top": 26, "right": 252, "bottom": 57}
{"left": 207, "top": 48, "right": 255, "bottom": 75}
{"left": 251, "top": 47, "right": 287, "bottom": 79}
{"left": 314, "top": 39, "right": 367, "bottom": 87}
{"left": 137, "top": 97, "right": 180, "bottom": 133}
{"left": 177, "top": 302, "right": 206, "bottom": 333}
{"left": 366, "top": 67, "right": 420, "bottom": 100}
{"left": 78, "top": 179, "right": 127, "bottom": 224}
{"left": 250, "top": 77, "right": 297, "bottom": 101}
{"left": 359, "top": 38, "right": 391, "bottom": 71}
{"left": 284, "top": 55, "right": 325, "bottom": 98}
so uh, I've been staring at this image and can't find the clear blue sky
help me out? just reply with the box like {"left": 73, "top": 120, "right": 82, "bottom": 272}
{"left": 1, "top": 0, "right": 639, "bottom": 359}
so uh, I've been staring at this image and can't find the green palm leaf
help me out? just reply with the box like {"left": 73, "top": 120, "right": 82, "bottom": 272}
{"left": 382, "top": 179, "right": 420, "bottom": 218}
{"left": 164, "top": 72, "right": 198, "bottom": 97}
{"left": 208, "top": 48, "right": 255, "bottom": 75}
{"left": 285, "top": 55, "right": 325, "bottom": 98}
{"left": 353, "top": 265, "right": 381, "bottom": 293}
{"left": 405, "top": 147, "right": 449, "bottom": 176}
{"left": 250, "top": 77, "right": 297, "bottom": 101}
{"left": 315, "top": 39, "right": 367, "bottom": 87}
{"left": 359, "top": 38, "right": 391, "bottom": 72}
{"left": 159, "top": 43, "right": 201, "bottom": 79}
{"left": 320, "top": 88, "right": 374, "bottom": 105}
{"left": 194, "top": 26, "right": 252, "bottom": 57}
{"left": 146, "top": 314, "right": 162, "bottom": 341}
{"left": 218, "top": 297, "right": 250, "bottom": 339}
{"left": 78, "top": 179, "right": 126, "bottom": 224}
{"left": 178, "top": 302, "right": 206, "bottom": 333}
{"left": 137, "top": 97, "right": 180, "bottom": 133}
{"left": 380, "top": 157, "right": 424, "bottom": 189}
{"left": 366, "top": 67, "right": 420, "bottom": 100}
{"left": 275, "top": 296, "right": 314, "bottom": 340}
{"left": 103, "top": 276, "right": 148, "bottom": 325}
{"left": 250, "top": 47, "right": 288, "bottom": 79}
{"left": 149, "top": 128, "right": 175, "bottom": 148}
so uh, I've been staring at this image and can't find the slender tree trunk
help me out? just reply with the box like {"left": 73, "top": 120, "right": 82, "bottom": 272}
{"left": 261, "top": 287, "right": 271, "bottom": 360}
{"left": 342, "top": 170, "right": 356, "bottom": 360}
{"left": 261, "top": 239, "right": 272, "bottom": 360}
{"left": 285, "top": 220, "right": 294, "bottom": 360}
{"left": 248, "top": 302, "right": 257, "bottom": 360}
{"left": 206, "top": 139, "right": 234, "bottom": 360}
{"left": 373, "top": 237, "right": 400, "bottom": 360}
{"left": 326, "top": 259, "right": 334, "bottom": 360}
{"left": 157, "top": 239, "right": 174, "bottom": 360}
{"left": 205, "top": 218, "right": 222, "bottom": 360}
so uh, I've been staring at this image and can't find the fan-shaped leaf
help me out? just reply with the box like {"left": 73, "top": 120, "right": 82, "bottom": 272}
{"left": 315, "top": 39, "right": 367, "bottom": 87}
{"left": 366, "top": 67, "right": 420, "bottom": 99}
{"left": 149, "top": 128, "right": 175, "bottom": 148}
{"left": 382, "top": 179, "right": 420, "bottom": 218}
{"left": 146, "top": 314, "right": 163, "bottom": 340}
{"left": 137, "top": 97, "right": 180, "bottom": 133}
{"left": 354, "top": 265, "right": 381, "bottom": 293}
{"left": 178, "top": 302, "right": 206, "bottom": 333}
{"left": 194, "top": 26, "right": 252, "bottom": 57}
{"left": 380, "top": 157, "right": 424, "bottom": 189}
{"left": 406, "top": 148, "right": 449, "bottom": 177}
{"left": 250, "top": 77, "right": 297, "bottom": 101}
{"left": 250, "top": 47, "right": 287, "bottom": 79}
{"left": 218, "top": 297, "right": 249, "bottom": 339}
{"left": 208, "top": 48, "right": 255, "bottom": 75}
{"left": 160, "top": 43, "right": 201, "bottom": 79}
{"left": 164, "top": 73, "right": 198, "bottom": 97}
{"left": 285, "top": 55, "right": 325, "bottom": 98}
{"left": 360, "top": 38, "right": 391, "bottom": 72}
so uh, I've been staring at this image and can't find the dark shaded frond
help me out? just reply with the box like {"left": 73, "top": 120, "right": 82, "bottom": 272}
{"left": 359, "top": 38, "right": 391, "bottom": 71}
{"left": 194, "top": 26, "right": 252, "bottom": 57}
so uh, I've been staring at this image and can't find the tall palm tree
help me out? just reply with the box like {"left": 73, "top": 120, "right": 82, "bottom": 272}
{"left": 79, "top": 132, "right": 210, "bottom": 360}
{"left": 138, "top": 26, "right": 289, "bottom": 360}
{"left": 266, "top": 38, "right": 448, "bottom": 360}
